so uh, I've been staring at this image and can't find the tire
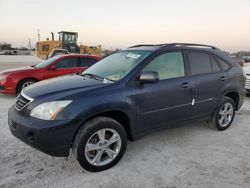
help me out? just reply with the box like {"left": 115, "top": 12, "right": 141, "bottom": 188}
{"left": 53, "top": 52, "right": 65, "bottom": 57}
{"left": 209, "top": 97, "right": 236, "bottom": 131}
{"left": 17, "top": 79, "right": 37, "bottom": 94}
{"left": 72, "top": 117, "right": 127, "bottom": 172}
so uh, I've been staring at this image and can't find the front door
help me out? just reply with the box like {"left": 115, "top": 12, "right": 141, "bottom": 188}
{"left": 43, "top": 57, "right": 80, "bottom": 80}
{"left": 136, "top": 51, "right": 192, "bottom": 132}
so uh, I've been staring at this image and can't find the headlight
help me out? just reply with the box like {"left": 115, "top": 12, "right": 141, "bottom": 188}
{"left": 0, "top": 75, "right": 7, "bottom": 81}
{"left": 30, "top": 100, "right": 72, "bottom": 120}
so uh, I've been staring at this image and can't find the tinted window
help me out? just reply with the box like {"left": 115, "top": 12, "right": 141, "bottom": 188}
{"left": 42, "top": 44, "right": 49, "bottom": 52}
{"left": 143, "top": 52, "right": 185, "bottom": 80}
{"left": 55, "top": 58, "right": 78, "bottom": 69}
{"left": 214, "top": 56, "right": 230, "bottom": 71}
{"left": 79, "top": 58, "right": 98, "bottom": 67}
{"left": 187, "top": 51, "right": 212, "bottom": 75}
{"left": 210, "top": 55, "right": 221, "bottom": 72}
{"left": 35, "top": 56, "right": 60, "bottom": 68}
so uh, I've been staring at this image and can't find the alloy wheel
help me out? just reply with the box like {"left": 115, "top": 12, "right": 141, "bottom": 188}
{"left": 84, "top": 128, "right": 122, "bottom": 166}
{"left": 22, "top": 81, "right": 35, "bottom": 89}
{"left": 218, "top": 102, "right": 234, "bottom": 127}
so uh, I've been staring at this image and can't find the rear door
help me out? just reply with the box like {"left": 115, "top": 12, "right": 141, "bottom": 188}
{"left": 136, "top": 51, "right": 192, "bottom": 132}
{"left": 186, "top": 50, "right": 228, "bottom": 118}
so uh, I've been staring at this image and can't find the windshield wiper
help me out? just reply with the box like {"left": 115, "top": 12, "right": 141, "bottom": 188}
{"left": 82, "top": 73, "right": 117, "bottom": 82}
{"left": 103, "top": 77, "right": 117, "bottom": 83}
{"left": 82, "top": 73, "right": 104, "bottom": 81}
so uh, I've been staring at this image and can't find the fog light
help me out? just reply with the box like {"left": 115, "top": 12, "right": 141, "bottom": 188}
{"left": 9, "top": 120, "right": 17, "bottom": 130}
{"left": 27, "top": 132, "right": 35, "bottom": 143}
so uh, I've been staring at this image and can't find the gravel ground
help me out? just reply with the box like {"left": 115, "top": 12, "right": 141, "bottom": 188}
{"left": 0, "top": 56, "right": 250, "bottom": 188}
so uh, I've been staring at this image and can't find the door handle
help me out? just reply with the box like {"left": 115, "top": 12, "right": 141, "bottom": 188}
{"left": 220, "top": 76, "right": 227, "bottom": 81}
{"left": 181, "top": 82, "right": 190, "bottom": 88}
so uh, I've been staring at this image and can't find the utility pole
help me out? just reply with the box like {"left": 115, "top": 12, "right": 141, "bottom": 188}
{"left": 28, "top": 38, "right": 31, "bottom": 55}
{"left": 37, "top": 29, "right": 40, "bottom": 42}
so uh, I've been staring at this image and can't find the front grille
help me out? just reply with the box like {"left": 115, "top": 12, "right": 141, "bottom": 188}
{"left": 246, "top": 77, "right": 250, "bottom": 85}
{"left": 15, "top": 93, "right": 32, "bottom": 111}
{"left": 245, "top": 76, "right": 250, "bottom": 89}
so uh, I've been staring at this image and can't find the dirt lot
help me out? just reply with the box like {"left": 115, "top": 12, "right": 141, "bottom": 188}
{"left": 0, "top": 56, "right": 250, "bottom": 188}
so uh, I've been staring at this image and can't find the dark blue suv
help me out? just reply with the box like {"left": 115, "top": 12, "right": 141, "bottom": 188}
{"left": 8, "top": 43, "right": 246, "bottom": 172}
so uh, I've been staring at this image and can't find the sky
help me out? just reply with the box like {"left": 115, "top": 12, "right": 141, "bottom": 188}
{"left": 0, "top": 0, "right": 250, "bottom": 52}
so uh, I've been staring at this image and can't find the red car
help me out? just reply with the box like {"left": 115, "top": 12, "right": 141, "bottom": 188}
{"left": 0, "top": 54, "right": 101, "bottom": 95}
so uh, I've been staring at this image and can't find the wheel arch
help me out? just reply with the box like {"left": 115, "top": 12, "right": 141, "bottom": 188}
{"left": 16, "top": 77, "right": 39, "bottom": 94}
{"left": 72, "top": 110, "right": 133, "bottom": 146}
{"left": 224, "top": 91, "right": 239, "bottom": 110}
{"left": 49, "top": 48, "right": 68, "bottom": 58}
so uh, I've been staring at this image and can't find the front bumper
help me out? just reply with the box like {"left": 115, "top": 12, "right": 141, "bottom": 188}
{"left": 0, "top": 84, "right": 15, "bottom": 95}
{"left": 8, "top": 106, "right": 80, "bottom": 157}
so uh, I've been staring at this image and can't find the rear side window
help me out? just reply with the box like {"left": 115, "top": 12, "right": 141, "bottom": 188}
{"left": 187, "top": 51, "right": 212, "bottom": 75}
{"left": 79, "top": 58, "right": 98, "bottom": 68}
{"left": 55, "top": 58, "right": 78, "bottom": 69}
{"left": 214, "top": 56, "right": 231, "bottom": 71}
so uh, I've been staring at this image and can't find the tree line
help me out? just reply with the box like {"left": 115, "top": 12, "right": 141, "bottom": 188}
{"left": 0, "top": 42, "right": 30, "bottom": 51}
{"left": 1, "top": 41, "right": 250, "bottom": 57}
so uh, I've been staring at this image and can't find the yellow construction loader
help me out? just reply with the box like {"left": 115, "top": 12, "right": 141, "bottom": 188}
{"left": 36, "top": 31, "right": 102, "bottom": 59}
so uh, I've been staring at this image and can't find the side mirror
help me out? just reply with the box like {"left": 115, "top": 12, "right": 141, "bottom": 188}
{"left": 139, "top": 71, "right": 159, "bottom": 84}
{"left": 48, "top": 65, "right": 56, "bottom": 71}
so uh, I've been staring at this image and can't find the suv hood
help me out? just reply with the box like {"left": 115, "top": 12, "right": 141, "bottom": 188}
{"left": 23, "top": 74, "right": 105, "bottom": 99}
{"left": 0, "top": 66, "right": 35, "bottom": 75}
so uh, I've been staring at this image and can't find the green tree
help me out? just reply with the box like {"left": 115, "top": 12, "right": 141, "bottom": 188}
{"left": 0, "top": 42, "right": 12, "bottom": 50}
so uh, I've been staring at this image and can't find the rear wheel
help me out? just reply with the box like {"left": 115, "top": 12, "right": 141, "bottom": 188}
{"left": 72, "top": 117, "right": 127, "bottom": 172}
{"left": 17, "top": 79, "right": 37, "bottom": 94}
{"left": 209, "top": 97, "right": 236, "bottom": 131}
{"left": 53, "top": 52, "right": 65, "bottom": 57}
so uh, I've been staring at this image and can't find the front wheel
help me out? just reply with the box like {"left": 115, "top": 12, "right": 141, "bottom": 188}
{"left": 72, "top": 117, "right": 127, "bottom": 172}
{"left": 17, "top": 79, "right": 37, "bottom": 94}
{"left": 209, "top": 97, "right": 236, "bottom": 131}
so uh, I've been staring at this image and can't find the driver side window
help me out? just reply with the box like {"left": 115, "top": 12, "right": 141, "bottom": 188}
{"left": 143, "top": 52, "right": 185, "bottom": 80}
{"left": 55, "top": 58, "right": 78, "bottom": 69}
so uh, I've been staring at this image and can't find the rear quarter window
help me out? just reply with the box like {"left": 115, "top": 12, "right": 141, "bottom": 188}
{"left": 210, "top": 55, "right": 221, "bottom": 72}
{"left": 214, "top": 56, "right": 231, "bottom": 71}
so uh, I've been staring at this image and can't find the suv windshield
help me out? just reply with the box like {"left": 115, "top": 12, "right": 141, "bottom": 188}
{"left": 83, "top": 50, "right": 150, "bottom": 82}
{"left": 34, "top": 56, "right": 60, "bottom": 68}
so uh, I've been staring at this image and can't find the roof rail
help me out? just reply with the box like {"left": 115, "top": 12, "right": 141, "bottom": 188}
{"left": 128, "top": 44, "right": 165, "bottom": 48}
{"left": 128, "top": 43, "right": 220, "bottom": 50}
{"left": 167, "top": 43, "right": 220, "bottom": 50}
